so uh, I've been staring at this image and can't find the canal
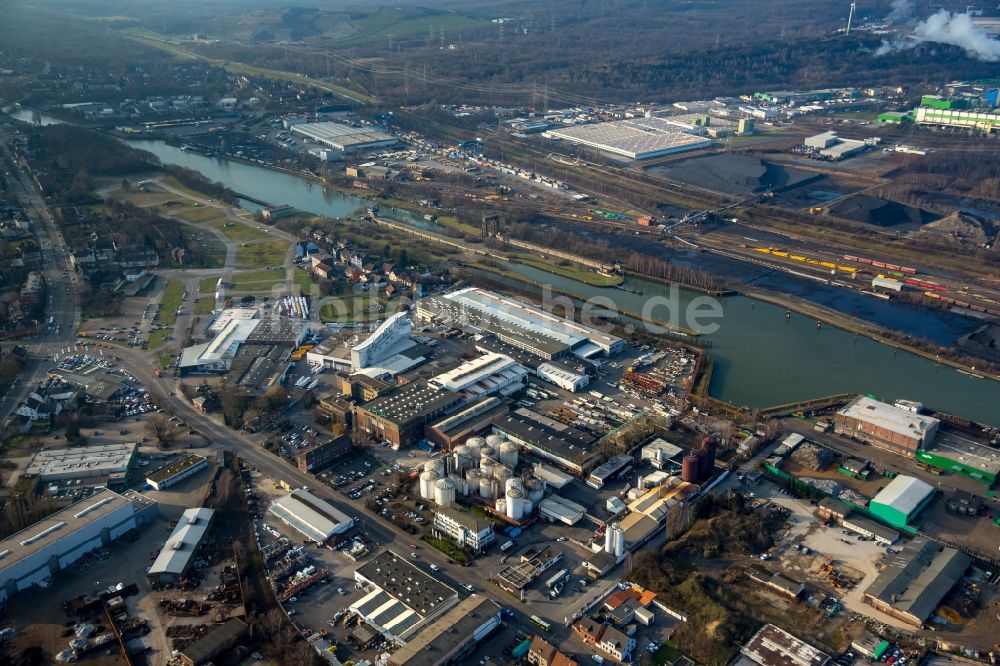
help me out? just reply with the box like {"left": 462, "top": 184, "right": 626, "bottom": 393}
{"left": 8, "top": 109, "right": 999, "bottom": 424}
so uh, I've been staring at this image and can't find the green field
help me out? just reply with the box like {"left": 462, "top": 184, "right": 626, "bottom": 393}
{"left": 147, "top": 328, "right": 171, "bottom": 350}
{"left": 157, "top": 277, "right": 186, "bottom": 326}
{"left": 320, "top": 294, "right": 401, "bottom": 323}
{"left": 178, "top": 228, "right": 227, "bottom": 268}
{"left": 175, "top": 205, "right": 222, "bottom": 223}
{"left": 505, "top": 254, "right": 623, "bottom": 287}
{"left": 341, "top": 8, "right": 487, "bottom": 45}
{"left": 235, "top": 241, "right": 289, "bottom": 269}
{"left": 193, "top": 297, "right": 215, "bottom": 315}
{"left": 208, "top": 218, "right": 271, "bottom": 241}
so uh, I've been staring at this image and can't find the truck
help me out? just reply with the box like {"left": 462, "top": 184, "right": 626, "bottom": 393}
{"left": 545, "top": 568, "right": 569, "bottom": 589}
{"left": 500, "top": 540, "right": 514, "bottom": 553}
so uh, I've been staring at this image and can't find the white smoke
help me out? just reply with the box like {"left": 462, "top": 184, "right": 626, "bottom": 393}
{"left": 886, "top": 0, "right": 913, "bottom": 22}
{"left": 876, "top": 9, "right": 1000, "bottom": 61}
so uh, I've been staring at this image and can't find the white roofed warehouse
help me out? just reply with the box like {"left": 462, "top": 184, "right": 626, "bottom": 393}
{"left": 544, "top": 119, "right": 711, "bottom": 160}
{"left": 148, "top": 507, "right": 214, "bottom": 584}
{"left": 834, "top": 396, "right": 940, "bottom": 456}
{"left": 867, "top": 475, "right": 936, "bottom": 529}
{"left": 290, "top": 121, "right": 398, "bottom": 153}
{"left": 269, "top": 489, "right": 354, "bottom": 543}
{"left": 0, "top": 488, "right": 157, "bottom": 604}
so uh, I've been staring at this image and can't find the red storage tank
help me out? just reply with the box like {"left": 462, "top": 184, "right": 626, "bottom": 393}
{"left": 681, "top": 454, "right": 702, "bottom": 483}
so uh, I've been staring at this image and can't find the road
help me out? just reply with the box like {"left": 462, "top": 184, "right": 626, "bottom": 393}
{"left": 0, "top": 137, "right": 81, "bottom": 420}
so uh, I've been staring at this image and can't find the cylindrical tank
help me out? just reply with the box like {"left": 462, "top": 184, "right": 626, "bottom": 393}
{"left": 611, "top": 523, "right": 625, "bottom": 558}
{"left": 423, "top": 460, "right": 438, "bottom": 473}
{"left": 465, "top": 439, "right": 482, "bottom": 463}
{"left": 681, "top": 454, "right": 701, "bottom": 483}
{"left": 526, "top": 478, "right": 545, "bottom": 504}
{"left": 434, "top": 477, "right": 457, "bottom": 507}
{"left": 485, "top": 434, "right": 504, "bottom": 448}
{"left": 466, "top": 436, "right": 487, "bottom": 449}
{"left": 499, "top": 441, "right": 519, "bottom": 468}
{"left": 604, "top": 527, "right": 614, "bottom": 552}
{"left": 419, "top": 470, "right": 440, "bottom": 500}
{"left": 480, "top": 460, "right": 494, "bottom": 481}
{"left": 505, "top": 488, "right": 524, "bottom": 520}
{"left": 452, "top": 445, "right": 471, "bottom": 474}
{"left": 493, "top": 465, "right": 509, "bottom": 486}
{"left": 523, "top": 498, "right": 533, "bottom": 516}
{"left": 495, "top": 497, "right": 506, "bottom": 515}
{"left": 505, "top": 477, "right": 523, "bottom": 495}
{"left": 480, "top": 476, "right": 496, "bottom": 500}
{"left": 482, "top": 445, "right": 496, "bottom": 461}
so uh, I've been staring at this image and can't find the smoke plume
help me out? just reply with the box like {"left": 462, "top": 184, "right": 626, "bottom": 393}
{"left": 886, "top": 0, "right": 913, "bottom": 22}
{"left": 876, "top": 9, "right": 1000, "bottom": 61}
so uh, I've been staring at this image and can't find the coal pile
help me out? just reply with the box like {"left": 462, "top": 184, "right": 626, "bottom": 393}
{"left": 828, "top": 193, "right": 938, "bottom": 227}
{"left": 649, "top": 153, "right": 818, "bottom": 196}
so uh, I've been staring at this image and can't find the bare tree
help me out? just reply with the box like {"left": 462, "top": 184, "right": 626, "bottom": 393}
{"left": 145, "top": 414, "right": 176, "bottom": 449}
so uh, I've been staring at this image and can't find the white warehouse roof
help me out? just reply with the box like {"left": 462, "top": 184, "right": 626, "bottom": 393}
{"left": 538, "top": 495, "right": 586, "bottom": 525}
{"left": 870, "top": 475, "right": 935, "bottom": 516}
{"left": 149, "top": 507, "right": 214, "bottom": 577}
{"left": 545, "top": 119, "right": 711, "bottom": 160}
{"left": 269, "top": 489, "right": 353, "bottom": 542}
{"left": 839, "top": 396, "right": 940, "bottom": 440}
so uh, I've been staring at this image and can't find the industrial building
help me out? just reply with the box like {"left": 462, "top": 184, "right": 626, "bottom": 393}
{"left": 269, "top": 489, "right": 354, "bottom": 543}
{"left": 640, "top": 438, "right": 684, "bottom": 469}
{"left": 914, "top": 105, "right": 1000, "bottom": 133}
{"left": 535, "top": 361, "right": 589, "bottom": 392}
{"left": 290, "top": 121, "right": 398, "bottom": 153}
{"left": 426, "top": 397, "right": 511, "bottom": 449}
{"left": 417, "top": 287, "right": 624, "bottom": 360}
{"left": 428, "top": 352, "right": 527, "bottom": 401}
{"left": 148, "top": 507, "right": 214, "bottom": 584}
{"left": 352, "top": 550, "right": 459, "bottom": 643}
{"left": 863, "top": 538, "right": 972, "bottom": 626}
{"left": 27, "top": 443, "right": 136, "bottom": 486}
{"left": 179, "top": 618, "right": 247, "bottom": 666}
{"left": 180, "top": 308, "right": 308, "bottom": 375}
{"left": 0, "top": 488, "right": 158, "bottom": 603}
{"left": 354, "top": 381, "right": 463, "bottom": 448}
{"left": 538, "top": 495, "right": 586, "bottom": 525}
{"left": 916, "top": 434, "right": 1000, "bottom": 486}
{"left": 587, "top": 454, "right": 634, "bottom": 489}
{"left": 295, "top": 435, "right": 354, "bottom": 473}
{"left": 350, "top": 312, "right": 416, "bottom": 372}
{"left": 544, "top": 119, "right": 712, "bottom": 160}
{"left": 145, "top": 454, "right": 209, "bottom": 491}
{"left": 387, "top": 594, "right": 502, "bottom": 666}
{"left": 432, "top": 507, "right": 495, "bottom": 552}
{"left": 735, "top": 624, "right": 830, "bottom": 666}
{"left": 803, "top": 131, "right": 871, "bottom": 160}
{"left": 532, "top": 462, "right": 574, "bottom": 490}
{"left": 868, "top": 475, "right": 936, "bottom": 529}
{"left": 834, "top": 396, "right": 940, "bottom": 455}
{"left": 179, "top": 315, "right": 263, "bottom": 374}
{"left": 491, "top": 408, "right": 598, "bottom": 475}
{"left": 626, "top": 476, "right": 698, "bottom": 529}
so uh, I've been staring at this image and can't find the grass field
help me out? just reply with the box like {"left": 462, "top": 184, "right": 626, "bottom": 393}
{"left": 319, "top": 294, "right": 401, "bottom": 323}
{"left": 193, "top": 297, "right": 215, "bottom": 315}
{"left": 341, "top": 8, "right": 487, "bottom": 45}
{"left": 507, "top": 253, "right": 623, "bottom": 287}
{"left": 147, "top": 328, "right": 171, "bottom": 350}
{"left": 174, "top": 205, "right": 222, "bottom": 223}
{"left": 207, "top": 218, "right": 271, "bottom": 241}
{"left": 177, "top": 228, "right": 227, "bottom": 268}
{"left": 235, "top": 240, "right": 289, "bottom": 268}
{"left": 157, "top": 277, "right": 186, "bottom": 326}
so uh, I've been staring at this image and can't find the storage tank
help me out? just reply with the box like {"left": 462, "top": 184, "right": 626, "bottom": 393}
{"left": 480, "top": 460, "right": 494, "bottom": 482}
{"left": 604, "top": 526, "right": 614, "bottom": 553}
{"left": 495, "top": 497, "right": 506, "bottom": 515}
{"left": 423, "top": 460, "right": 438, "bottom": 473}
{"left": 466, "top": 436, "right": 487, "bottom": 449}
{"left": 526, "top": 478, "right": 545, "bottom": 504}
{"left": 523, "top": 498, "right": 534, "bottom": 516}
{"left": 698, "top": 436, "right": 717, "bottom": 480}
{"left": 505, "top": 477, "right": 523, "bottom": 495}
{"left": 485, "top": 434, "right": 504, "bottom": 448}
{"left": 419, "top": 470, "right": 440, "bottom": 500}
{"left": 505, "top": 488, "right": 524, "bottom": 520}
{"left": 452, "top": 445, "right": 471, "bottom": 474}
{"left": 480, "top": 476, "right": 496, "bottom": 500}
{"left": 493, "top": 465, "right": 509, "bottom": 486}
{"left": 480, "top": 446, "right": 496, "bottom": 462}
{"left": 499, "top": 441, "right": 519, "bottom": 468}
{"left": 681, "top": 454, "right": 701, "bottom": 483}
{"left": 606, "top": 522, "right": 625, "bottom": 558}
{"left": 434, "top": 477, "right": 457, "bottom": 507}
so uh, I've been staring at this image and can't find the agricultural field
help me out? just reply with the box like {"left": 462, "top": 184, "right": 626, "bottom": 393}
{"left": 235, "top": 240, "right": 289, "bottom": 269}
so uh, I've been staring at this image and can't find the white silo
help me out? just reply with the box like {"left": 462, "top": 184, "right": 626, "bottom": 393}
{"left": 605, "top": 522, "right": 625, "bottom": 558}
{"left": 434, "top": 477, "right": 457, "bottom": 507}
{"left": 465, "top": 470, "right": 481, "bottom": 496}
{"left": 494, "top": 465, "right": 510, "bottom": 487}
{"left": 526, "top": 478, "right": 545, "bottom": 504}
{"left": 467, "top": 436, "right": 487, "bottom": 449}
{"left": 499, "top": 441, "right": 519, "bottom": 468}
{"left": 452, "top": 445, "right": 471, "bottom": 474}
{"left": 485, "top": 434, "right": 504, "bottom": 448}
{"left": 604, "top": 527, "right": 614, "bottom": 553}
{"left": 495, "top": 497, "right": 506, "bottom": 515}
{"left": 505, "top": 488, "right": 524, "bottom": 521}
{"left": 480, "top": 477, "right": 496, "bottom": 500}
{"left": 465, "top": 439, "right": 482, "bottom": 464}
{"left": 480, "top": 446, "right": 496, "bottom": 463}
{"left": 480, "top": 459, "right": 494, "bottom": 482}
{"left": 424, "top": 458, "right": 445, "bottom": 476}
{"left": 419, "top": 470, "right": 440, "bottom": 500}
{"left": 505, "top": 477, "right": 523, "bottom": 495}
{"left": 523, "top": 498, "right": 534, "bottom": 516}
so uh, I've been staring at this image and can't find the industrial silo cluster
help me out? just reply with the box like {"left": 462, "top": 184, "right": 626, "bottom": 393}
{"left": 680, "top": 435, "right": 718, "bottom": 484}
{"left": 416, "top": 436, "right": 541, "bottom": 521}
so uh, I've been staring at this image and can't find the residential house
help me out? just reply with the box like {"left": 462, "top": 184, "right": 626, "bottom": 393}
{"left": 573, "top": 618, "right": 606, "bottom": 645}
{"left": 597, "top": 626, "right": 635, "bottom": 662}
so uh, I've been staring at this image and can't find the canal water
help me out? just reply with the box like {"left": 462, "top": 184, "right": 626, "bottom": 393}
{"left": 9, "top": 108, "right": 999, "bottom": 423}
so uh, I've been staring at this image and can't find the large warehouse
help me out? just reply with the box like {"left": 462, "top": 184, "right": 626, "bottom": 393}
{"left": 290, "top": 121, "right": 398, "bottom": 153}
{"left": 417, "top": 287, "right": 624, "bottom": 360}
{"left": 387, "top": 594, "right": 502, "bottom": 666}
{"left": 0, "top": 488, "right": 157, "bottom": 603}
{"left": 269, "top": 489, "right": 354, "bottom": 543}
{"left": 916, "top": 434, "right": 1000, "bottom": 486}
{"left": 544, "top": 119, "right": 711, "bottom": 160}
{"left": 27, "top": 442, "right": 136, "bottom": 485}
{"left": 863, "top": 538, "right": 971, "bottom": 626}
{"left": 352, "top": 550, "right": 459, "bottom": 644}
{"left": 868, "top": 475, "right": 936, "bottom": 529}
{"left": 834, "top": 396, "right": 940, "bottom": 455}
{"left": 427, "top": 352, "right": 528, "bottom": 401}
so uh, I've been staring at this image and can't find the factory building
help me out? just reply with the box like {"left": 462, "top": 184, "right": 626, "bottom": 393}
{"left": 145, "top": 454, "right": 209, "bottom": 491}
{"left": 736, "top": 624, "right": 830, "bottom": 666}
{"left": 290, "top": 121, "right": 398, "bottom": 153}
{"left": 544, "top": 119, "right": 711, "bottom": 160}
{"left": 351, "top": 312, "right": 416, "bottom": 372}
{"left": 432, "top": 507, "right": 495, "bottom": 552}
{"left": 834, "top": 396, "right": 940, "bottom": 455}
{"left": 867, "top": 475, "right": 936, "bottom": 529}
{"left": 355, "top": 381, "right": 463, "bottom": 448}
{"left": 148, "top": 507, "right": 214, "bottom": 584}
{"left": 537, "top": 495, "right": 587, "bottom": 525}
{"left": 536, "top": 362, "right": 589, "bottom": 392}
{"left": 863, "top": 538, "right": 971, "bottom": 627}
{"left": 353, "top": 550, "right": 459, "bottom": 644}
{"left": 640, "top": 438, "right": 684, "bottom": 470}
{"left": 387, "top": 594, "right": 502, "bottom": 666}
{"left": 587, "top": 454, "right": 634, "bottom": 489}
{"left": 426, "top": 397, "right": 511, "bottom": 449}
{"left": 428, "top": 352, "right": 528, "bottom": 401}
{"left": 417, "top": 287, "right": 624, "bottom": 360}
{"left": 0, "top": 489, "right": 157, "bottom": 603}
{"left": 532, "top": 462, "right": 574, "bottom": 490}
{"left": 269, "top": 489, "right": 354, "bottom": 542}
{"left": 626, "top": 476, "right": 698, "bottom": 528}
{"left": 295, "top": 435, "right": 354, "bottom": 473}
{"left": 916, "top": 436, "right": 1000, "bottom": 486}
{"left": 27, "top": 443, "right": 137, "bottom": 487}
{"left": 491, "top": 408, "right": 598, "bottom": 475}
{"left": 179, "top": 316, "right": 262, "bottom": 374}
{"left": 914, "top": 105, "right": 1000, "bottom": 133}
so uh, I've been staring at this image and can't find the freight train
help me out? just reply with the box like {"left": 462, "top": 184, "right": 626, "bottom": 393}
{"left": 841, "top": 255, "right": 918, "bottom": 274}
{"left": 752, "top": 247, "right": 858, "bottom": 275}
{"left": 923, "top": 291, "right": 1000, "bottom": 316}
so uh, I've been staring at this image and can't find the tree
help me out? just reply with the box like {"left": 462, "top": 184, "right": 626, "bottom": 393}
{"left": 263, "top": 385, "right": 287, "bottom": 412}
{"left": 396, "top": 248, "right": 408, "bottom": 268}
{"left": 382, "top": 243, "right": 392, "bottom": 258}
{"left": 65, "top": 418, "right": 82, "bottom": 444}
{"left": 145, "top": 414, "right": 176, "bottom": 449}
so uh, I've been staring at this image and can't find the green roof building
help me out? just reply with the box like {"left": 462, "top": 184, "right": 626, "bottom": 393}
{"left": 868, "top": 475, "right": 936, "bottom": 529}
